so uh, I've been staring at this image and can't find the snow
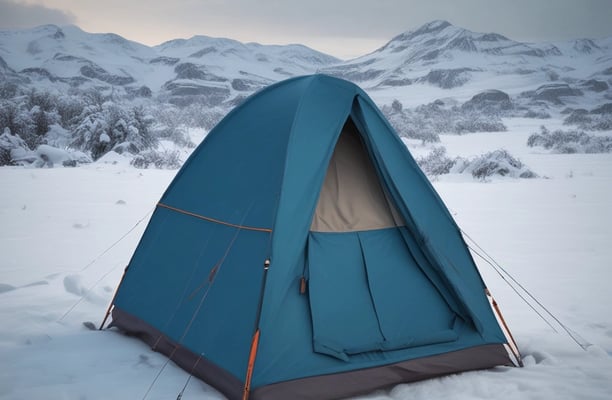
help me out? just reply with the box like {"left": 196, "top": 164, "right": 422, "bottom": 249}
{"left": 2, "top": 17, "right": 611, "bottom": 398}
{"left": 99, "top": 133, "right": 111, "bottom": 143}
{"left": 0, "top": 118, "right": 611, "bottom": 399}
{"left": 44, "top": 124, "right": 73, "bottom": 148}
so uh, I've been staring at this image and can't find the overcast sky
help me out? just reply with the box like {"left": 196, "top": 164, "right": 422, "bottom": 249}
{"left": 1, "top": 0, "right": 611, "bottom": 59}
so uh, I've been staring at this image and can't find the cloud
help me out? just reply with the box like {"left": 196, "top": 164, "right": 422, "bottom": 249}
{"left": 111, "top": 0, "right": 612, "bottom": 47}
{"left": 1, "top": 0, "right": 610, "bottom": 59}
{"left": 0, "top": 0, "right": 76, "bottom": 29}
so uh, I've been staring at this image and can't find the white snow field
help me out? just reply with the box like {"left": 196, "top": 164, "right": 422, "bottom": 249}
{"left": 1, "top": 118, "right": 611, "bottom": 400}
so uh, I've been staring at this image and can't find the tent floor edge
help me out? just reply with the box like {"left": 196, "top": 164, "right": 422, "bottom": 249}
{"left": 251, "top": 343, "right": 513, "bottom": 400}
{"left": 110, "top": 307, "right": 244, "bottom": 400}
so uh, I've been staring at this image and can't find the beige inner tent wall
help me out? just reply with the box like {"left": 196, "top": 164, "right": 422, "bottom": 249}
{"left": 310, "top": 119, "right": 404, "bottom": 232}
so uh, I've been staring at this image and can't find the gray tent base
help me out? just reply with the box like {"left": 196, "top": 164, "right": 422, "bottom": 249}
{"left": 254, "top": 344, "right": 512, "bottom": 400}
{"left": 111, "top": 307, "right": 245, "bottom": 399}
{"left": 111, "top": 307, "right": 513, "bottom": 400}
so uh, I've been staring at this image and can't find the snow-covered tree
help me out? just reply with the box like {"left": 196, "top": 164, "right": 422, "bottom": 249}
{"left": 71, "top": 103, "right": 109, "bottom": 160}
{"left": 0, "top": 82, "right": 18, "bottom": 100}
{"left": 129, "top": 106, "right": 157, "bottom": 150}
{"left": 56, "top": 95, "right": 86, "bottom": 128}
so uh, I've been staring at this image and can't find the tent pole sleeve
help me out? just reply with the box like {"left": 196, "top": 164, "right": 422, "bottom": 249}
{"left": 242, "top": 329, "right": 261, "bottom": 400}
{"left": 486, "top": 288, "right": 523, "bottom": 366}
{"left": 99, "top": 265, "right": 129, "bottom": 330}
{"left": 242, "top": 258, "right": 271, "bottom": 399}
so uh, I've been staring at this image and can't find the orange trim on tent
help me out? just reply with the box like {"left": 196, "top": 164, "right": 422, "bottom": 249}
{"left": 157, "top": 203, "right": 272, "bottom": 233}
{"left": 242, "top": 329, "right": 261, "bottom": 400}
{"left": 486, "top": 288, "right": 523, "bottom": 366}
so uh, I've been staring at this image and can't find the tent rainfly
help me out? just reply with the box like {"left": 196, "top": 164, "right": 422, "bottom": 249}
{"left": 105, "top": 74, "right": 522, "bottom": 400}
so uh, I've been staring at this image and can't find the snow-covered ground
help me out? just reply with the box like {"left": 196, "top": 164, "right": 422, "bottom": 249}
{"left": 1, "top": 118, "right": 611, "bottom": 399}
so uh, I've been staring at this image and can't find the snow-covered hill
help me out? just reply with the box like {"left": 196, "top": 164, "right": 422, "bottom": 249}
{"left": 323, "top": 20, "right": 611, "bottom": 86}
{"left": 0, "top": 24, "right": 339, "bottom": 105}
{"left": 320, "top": 20, "right": 612, "bottom": 109}
{"left": 1, "top": 20, "right": 611, "bottom": 109}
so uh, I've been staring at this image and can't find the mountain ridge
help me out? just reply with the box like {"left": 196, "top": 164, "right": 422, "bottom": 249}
{"left": 321, "top": 19, "right": 611, "bottom": 91}
{"left": 0, "top": 20, "right": 611, "bottom": 108}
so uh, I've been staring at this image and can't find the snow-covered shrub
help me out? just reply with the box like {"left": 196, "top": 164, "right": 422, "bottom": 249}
{"left": 150, "top": 106, "right": 194, "bottom": 148}
{"left": 587, "top": 115, "right": 612, "bottom": 131}
{"left": 32, "top": 145, "right": 91, "bottom": 167}
{"left": 44, "top": 124, "right": 72, "bottom": 148}
{"left": 417, "top": 147, "right": 457, "bottom": 176}
{"left": 179, "top": 104, "right": 226, "bottom": 131}
{"left": 527, "top": 126, "right": 612, "bottom": 153}
{"left": 454, "top": 149, "right": 537, "bottom": 180}
{"left": 111, "top": 141, "right": 139, "bottom": 155}
{"left": 454, "top": 115, "right": 506, "bottom": 134}
{"left": 30, "top": 146, "right": 90, "bottom": 167}
{"left": 21, "top": 90, "right": 61, "bottom": 147}
{"left": 414, "top": 103, "right": 455, "bottom": 134}
{"left": 523, "top": 109, "right": 551, "bottom": 119}
{"left": 55, "top": 95, "right": 86, "bottom": 127}
{"left": 415, "top": 146, "right": 536, "bottom": 180}
{"left": 555, "top": 143, "right": 579, "bottom": 154}
{"left": 1, "top": 126, "right": 92, "bottom": 167}
{"left": 391, "top": 99, "right": 403, "bottom": 113}
{"left": 0, "top": 143, "right": 9, "bottom": 165}
{"left": 131, "top": 149, "right": 181, "bottom": 169}
{"left": 527, "top": 126, "right": 590, "bottom": 150}
{"left": 0, "top": 85, "right": 204, "bottom": 163}
{"left": 382, "top": 103, "right": 441, "bottom": 143}
{"left": 0, "top": 128, "right": 29, "bottom": 165}
{"left": 381, "top": 99, "right": 507, "bottom": 141}
{"left": 419, "top": 68, "right": 474, "bottom": 89}
{"left": 583, "top": 137, "right": 612, "bottom": 153}
{"left": 563, "top": 104, "right": 612, "bottom": 131}
{"left": 0, "top": 89, "right": 83, "bottom": 151}
{"left": 0, "top": 99, "right": 35, "bottom": 147}
{"left": 0, "top": 82, "right": 18, "bottom": 100}
{"left": 563, "top": 109, "right": 590, "bottom": 126}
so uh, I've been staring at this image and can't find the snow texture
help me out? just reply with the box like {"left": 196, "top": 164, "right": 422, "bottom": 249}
{"left": 0, "top": 19, "right": 612, "bottom": 400}
{"left": 1, "top": 117, "right": 611, "bottom": 400}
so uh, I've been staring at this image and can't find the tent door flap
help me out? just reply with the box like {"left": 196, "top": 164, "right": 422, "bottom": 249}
{"left": 307, "top": 228, "right": 459, "bottom": 361}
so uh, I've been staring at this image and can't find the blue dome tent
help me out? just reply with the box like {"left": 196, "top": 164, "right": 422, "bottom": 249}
{"left": 106, "top": 74, "right": 521, "bottom": 400}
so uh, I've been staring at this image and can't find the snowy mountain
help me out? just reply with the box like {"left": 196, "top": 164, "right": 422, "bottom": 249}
{"left": 322, "top": 20, "right": 612, "bottom": 104}
{"left": 0, "top": 24, "right": 339, "bottom": 106}
{"left": 0, "top": 25, "right": 155, "bottom": 87}
{"left": 1, "top": 20, "right": 611, "bottom": 110}
{"left": 1, "top": 21, "right": 611, "bottom": 107}
{"left": 152, "top": 35, "right": 339, "bottom": 105}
